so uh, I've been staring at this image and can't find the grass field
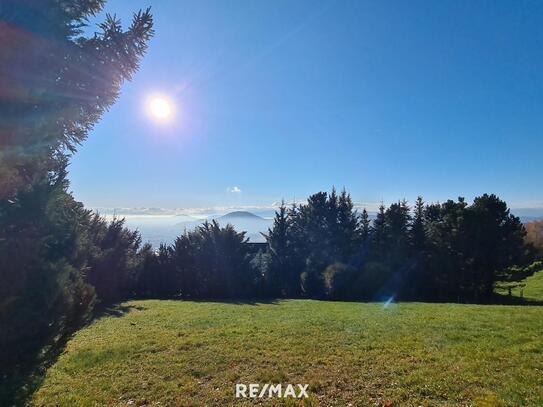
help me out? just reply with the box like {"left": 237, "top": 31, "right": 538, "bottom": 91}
{"left": 30, "top": 298, "right": 543, "bottom": 406}
{"left": 497, "top": 269, "right": 543, "bottom": 302}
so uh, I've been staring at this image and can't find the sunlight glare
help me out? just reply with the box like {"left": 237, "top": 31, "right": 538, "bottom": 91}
{"left": 148, "top": 96, "right": 173, "bottom": 121}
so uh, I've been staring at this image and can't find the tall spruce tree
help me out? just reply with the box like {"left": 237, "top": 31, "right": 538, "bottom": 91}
{"left": 0, "top": 0, "right": 153, "bottom": 199}
{"left": 371, "top": 203, "right": 387, "bottom": 259}
{"left": 0, "top": 2, "right": 154, "bottom": 401}
{"left": 336, "top": 188, "right": 360, "bottom": 261}
{"left": 298, "top": 192, "right": 330, "bottom": 297}
{"left": 360, "top": 208, "right": 371, "bottom": 246}
{"left": 265, "top": 201, "right": 292, "bottom": 296}
{"left": 384, "top": 200, "right": 411, "bottom": 264}
{"left": 410, "top": 196, "right": 426, "bottom": 254}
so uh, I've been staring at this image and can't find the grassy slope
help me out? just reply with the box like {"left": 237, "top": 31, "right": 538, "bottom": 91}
{"left": 31, "top": 300, "right": 542, "bottom": 406}
{"left": 523, "top": 270, "right": 543, "bottom": 300}
{"left": 499, "top": 269, "right": 543, "bottom": 302}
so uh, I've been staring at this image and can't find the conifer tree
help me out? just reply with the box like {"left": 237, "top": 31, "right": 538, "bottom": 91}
{"left": 0, "top": 0, "right": 154, "bottom": 199}
{"left": 0, "top": 2, "right": 154, "bottom": 399}
{"left": 265, "top": 201, "right": 292, "bottom": 296}
{"left": 371, "top": 203, "right": 387, "bottom": 258}
{"left": 360, "top": 208, "right": 371, "bottom": 245}
{"left": 298, "top": 192, "right": 330, "bottom": 297}
{"left": 337, "top": 188, "right": 360, "bottom": 261}
{"left": 384, "top": 200, "right": 411, "bottom": 263}
{"left": 410, "top": 196, "right": 426, "bottom": 254}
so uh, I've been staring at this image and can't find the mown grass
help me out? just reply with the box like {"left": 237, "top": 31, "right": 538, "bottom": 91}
{"left": 30, "top": 299, "right": 543, "bottom": 406}
{"left": 497, "top": 269, "right": 543, "bottom": 302}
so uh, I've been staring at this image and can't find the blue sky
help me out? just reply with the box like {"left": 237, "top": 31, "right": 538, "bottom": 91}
{"left": 71, "top": 0, "right": 543, "bottom": 212}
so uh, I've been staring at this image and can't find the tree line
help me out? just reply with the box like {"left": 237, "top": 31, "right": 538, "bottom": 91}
{"left": 264, "top": 190, "right": 534, "bottom": 302}
{"left": 115, "top": 189, "right": 532, "bottom": 305}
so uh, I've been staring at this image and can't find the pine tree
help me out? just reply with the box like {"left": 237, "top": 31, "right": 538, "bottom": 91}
{"left": 371, "top": 203, "right": 387, "bottom": 258}
{"left": 360, "top": 208, "right": 371, "bottom": 245}
{"left": 463, "top": 194, "right": 526, "bottom": 301}
{"left": 298, "top": 192, "right": 330, "bottom": 297}
{"left": 0, "top": 2, "right": 154, "bottom": 400}
{"left": 410, "top": 196, "right": 426, "bottom": 254}
{"left": 265, "top": 201, "right": 291, "bottom": 296}
{"left": 0, "top": 1, "right": 154, "bottom": 200}
{"left": 336, "top": 188, "right": 360, "bottom": 261}
{"left": 384, "top": 199, "right": 411, "bottom": 262}
{"left": 326, "top": 187, "right": 340, "bottom": 259}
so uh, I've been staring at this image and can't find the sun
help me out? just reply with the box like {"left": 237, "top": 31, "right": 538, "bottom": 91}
{"left": 148, "top": 96, "right": 173, "bottom": 120}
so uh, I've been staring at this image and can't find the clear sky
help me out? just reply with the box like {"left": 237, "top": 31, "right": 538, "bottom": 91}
{"left": 70, "top": 0, "right": 543, "bottom": 212}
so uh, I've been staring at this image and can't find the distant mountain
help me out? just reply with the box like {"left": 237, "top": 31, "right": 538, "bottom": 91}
{"left": 213, "top": 211, "right": 272, "bottom": 243}
{"left": 165, "top": 211, "right": 273, "bottom": 244}
{"left": 218, "top": 211, "right": 267, "bottom": 221}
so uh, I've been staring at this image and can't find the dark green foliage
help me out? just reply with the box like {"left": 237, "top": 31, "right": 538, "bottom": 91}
{"left": 0, "top": 1, "right": 153, "bottom": 403}
{"left": 264, "top": 201, "right": 303, "bottom": 297}
{"left": 138, "top": 221, "right": 256, "bottom": 299}
{"left": 264, "top": 190, "right": 529, "bottom": 303}
{"left": 297, "top": 192, "right": 331, "bottom": 297}
{"left": 323, "top": 262, "right": 357, "bottom": 299}
{"left": 249, "top": 248, "right": 271, "bottom": 295}
{"left": 264, "top": 189, "right": 362, "bottom": 299}
{"left": 189, "top": 221, "right": 255, "bottom": 298}
{"left": 336, "top": 189, "right": 361, "bottom": 261}
{"left": 371, "top": 203, "right": 387, "bottom": 258}
{"left": 0, "top": 172, "right": 96, "bottom": 402}
{"left": 84, "top": 215, "right": 146, "bottom": 302}
{"left": 462, "top": 194, "right": 526, "bottom": 300}
{"left": 0, "top": 0, "right": 153, "bottom": 200}
{"left": 383, "top": 200, "right": 411, "bottom": 265}
{"left": 137, "top": 244, "right": 178, "bottom": 298}
{"left": 410, "top": 197, "right": 426, "bottom": 254}
{"left": 0, "top": 173, "right": 150, "bottom": 404}
{"left": 412, "top": 195, "right": 527, "bottom": 302}
{"left": 360, "top": 208, "right": 371, "bottom": 247}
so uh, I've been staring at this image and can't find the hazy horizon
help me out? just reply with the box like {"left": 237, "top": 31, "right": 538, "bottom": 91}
{"left": 93, "top": 201, "right": 543, "bottom": 247}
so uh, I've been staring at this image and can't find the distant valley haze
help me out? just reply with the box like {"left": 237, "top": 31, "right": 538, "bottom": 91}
{"left": 95, "top": 204, "right": 543, "bottom": 247}
{"left": 96, "top": 208, "right": 276, "bottom": 246}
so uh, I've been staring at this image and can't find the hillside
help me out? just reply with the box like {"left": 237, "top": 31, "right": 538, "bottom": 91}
{"left": 214, "top": 211, "right": 272, "bottom": 243}
{"left": 31, "top": 300, "right": 543, "bottom": 406}
{"left": 497, "top": 269, "right": 543, "bottom": 302}
{"left": 522, "top": 270, "right": 543, "bottom": 300}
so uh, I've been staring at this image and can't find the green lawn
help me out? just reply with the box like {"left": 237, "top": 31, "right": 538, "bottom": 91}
{"left": 31, "top": 300, "right": 543, "bottom": 406}
{"left": 497, "top": 269, "right": 543, "bottom": 302}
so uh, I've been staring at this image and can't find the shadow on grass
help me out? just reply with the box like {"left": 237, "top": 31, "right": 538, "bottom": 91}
{"left": 129, "top": 293, "right": 282, "bottom": 306}
{"left": 0, "top": 333, "right": 72, "bottom": 407}
{"left": 93, "top": 302, "right": 148, "bottom": 318}
{"left": 2, "top": 297, "right": 280, "bottom": 404}
{"left": 488, "top": 293, "right": 543, "bottom": 306}
{"left": 186, "top": 297, "right": 280, "bottom": 306}
{"left": 0, "top": 302, "right": 145, "bottom": 407}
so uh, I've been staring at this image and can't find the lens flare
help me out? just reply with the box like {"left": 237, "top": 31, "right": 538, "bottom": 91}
{"left": 148, "top": 96, "right": 173, "bottom": 120}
